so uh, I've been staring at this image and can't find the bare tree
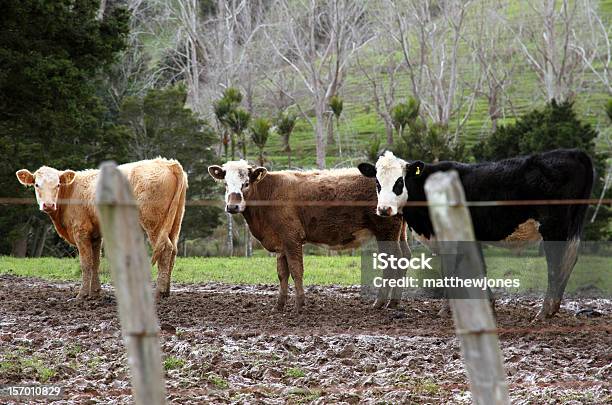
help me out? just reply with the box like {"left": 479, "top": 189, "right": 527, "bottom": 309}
{"left": 504, "top": 0, "right": 594, "bottom": 102}
{"left": 355, "top": 33, "right": 402, "bottom": 146}
{"left": 265, "top": 0, "right": 372, "bottom": 168}
{"left": 161, "top": 0, "right": 268, "bottom": 116}
{"left": 569, "top": 1, "right": 612, "bottom": 95}
{"left": 162, "top": 0, "right": 269, "bottom": 256}
{"left": 469, "top": 0, "right": 517, "bottom": 132}
{"left": 384, "top": 0, "right": 476, "bottom": 138}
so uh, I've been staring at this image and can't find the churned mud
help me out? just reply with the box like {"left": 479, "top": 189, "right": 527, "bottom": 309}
{"left": 0, "top": 274, "right": 610, "bottom": 404}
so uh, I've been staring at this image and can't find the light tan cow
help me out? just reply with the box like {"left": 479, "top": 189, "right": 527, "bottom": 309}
{"left": 16, "top": 158, "right": 188, "bottom": 300}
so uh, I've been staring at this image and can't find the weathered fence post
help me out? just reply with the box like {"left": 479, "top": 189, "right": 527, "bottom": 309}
{"left": 424, "top": 170, "right": 510, "bottom": 405}
{"left": 95, "top": 161, "right": 166, "bottom": 405}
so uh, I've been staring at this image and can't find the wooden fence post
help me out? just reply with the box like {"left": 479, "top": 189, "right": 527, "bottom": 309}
{"left": 95, "top": 161, "right": 166, "bottom": 405}
{"left": 424, "top": 170, "right": 510, "bottom": 405}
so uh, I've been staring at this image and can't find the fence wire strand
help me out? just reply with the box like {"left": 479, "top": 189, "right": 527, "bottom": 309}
{"left": 1, "top": 197, "right": 611, "bottom": 207}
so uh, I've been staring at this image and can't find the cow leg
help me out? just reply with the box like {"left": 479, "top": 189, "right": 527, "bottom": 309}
{"left": 399, "top": 224, "right": 412, "bottom": 258}
{"left": 388, "top": 223, "right": 411, "bottom": 309}
{"left": 537, "top": 238, "right": 580, "bottom": 319}
{"left": 88, "top": 237, "right": 102, "bottom": 298}
{"left": 155, "top": 243, "right": 176, "bottom": 299}
{"left": 476, "top": 242, "right": 495, "bottom": 316}
{"left": 146, "top": 227, "right": 174, "bottom": 299}
{"left": 276, "top": 253, "right": 290, "bottom": 311}
{"left": 165, "top": 245, "right": 178, "bottom": 294}
{"left": 387, "top": 240, "right": 406, "bottom": 309}
{"left": 75, "top": 237, "right": 94, "bottom": 301}
{"left": 374, "top": 233, "right": 405, "bottom": 309}
{"left": 285, "top": 243, "right": 305, "bottom": 312}
{"left": 373, "top": 238, "right": 391, "bottom": 309}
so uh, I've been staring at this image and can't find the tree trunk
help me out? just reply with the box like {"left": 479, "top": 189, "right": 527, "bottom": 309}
{"left": 282, "top": 134, "right": 291, "bottom": 152}
{"left": 315, "top": 106, "right": 327, "bottom": 169}
{"left": 97, "top": 0, "right": 107, "bottom": 20}
{"left": 287, "top": 148, "right": 292, "bottom": 168}
{"left": 245, "top": 223, "right": 253, "bottom": 257}
{"left": 35, "top": 226, "right": 49, "bottom": 257}
{"left": 226, "top": 213, "right": 234, "bottom": 256}
{"left": 488, "top": 92, "right": 499, "bottom": 132}
{"left": 11, "top": 237, "right": 28, "bottom": 258}
{"left": 241, "top": 133, "right": 247, "bottom": 160}
{"left": 327, "top": 114, "right": 335, "bottom": 145}
{"left": 30, "top": 225, "right": 43, "bottom": 257}
{"left": 385, "top": 120, "right": 394, "bottom": 146}
{"left": 335, "top": 118, "right": 342, "bottom": 158}
{"left": 11, "top": 224, "right": 29, "bottom": 257}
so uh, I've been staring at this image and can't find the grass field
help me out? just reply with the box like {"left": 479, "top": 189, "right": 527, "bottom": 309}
{"left": 1, "top": 252, "right": 609, "bottom": 295}
{"left": 231, "top": 1, "right": 612, "bottom": 169}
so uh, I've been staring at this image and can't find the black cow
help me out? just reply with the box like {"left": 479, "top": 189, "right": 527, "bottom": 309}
{"left": 358, "top": 149, "right": 594, "bottom": 318}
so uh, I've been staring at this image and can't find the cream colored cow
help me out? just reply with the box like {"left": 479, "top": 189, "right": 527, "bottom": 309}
{"left": 16, "top": 158, "right": 188, "bottom": 300}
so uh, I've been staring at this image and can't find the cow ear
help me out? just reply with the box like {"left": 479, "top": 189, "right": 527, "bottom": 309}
{"left": 16, "top": 169, "right": 35, "bottom": 186}
{"left": 249, "top": 167, "right": 268, "bottom": 184}
{"left": 406, "top": 161, "right": 424, "bottom": 178}
{"left": 358, "top": 163, "right": 376, "bottom": 178}
{"left": 208, "top": 165, "right": 225, "bottom": 180}
{"left": 59, "top": 170, "right": 76, "bottom": 185}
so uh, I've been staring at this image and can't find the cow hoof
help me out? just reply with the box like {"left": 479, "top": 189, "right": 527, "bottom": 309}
{"left": 75, "top": 292, "right": 88, "bottom": 301}
{"left": 373, "top": 299, "right": 386, "bottom": 309}
{"left": 155, "top": 290, "right": 170, "bottom": 300}
{"left": 386, "top": 299, "right": 400, "bottom": 309}
{"left": 276, "top": 295, "right": 287, "bottom": 312}
{"left": 88, "top": 291, "right": 101, "bottom": 300}
{"left": 533, "top": 308, "right": 556, "bottom": 322}
{"left": 437, "top": 305, "right": 451, "bottom": 317}
{"left": 533, "top": 298, "right": 561, "bottom": 321}
{"left": 294, "top": 295, "right": 305, "bottom": 313}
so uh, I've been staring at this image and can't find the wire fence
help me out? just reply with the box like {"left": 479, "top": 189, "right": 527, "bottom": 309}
{"left": 1, "top": 197, "right": 611, "bottom": 207}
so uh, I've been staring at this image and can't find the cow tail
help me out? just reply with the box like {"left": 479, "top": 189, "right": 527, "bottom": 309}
{"left": 567, "top": 151, "right": 594, "bottom": 241}
{"left": 151, "top": 162, "right": 188, "bottom": 266}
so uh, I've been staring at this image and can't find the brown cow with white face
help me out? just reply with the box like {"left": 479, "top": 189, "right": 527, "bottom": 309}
{"left": 209, "top": 160, "right": 410, "bottom": 311}
{"left": 16, "top": 158, "right": 188, "bottom": 300}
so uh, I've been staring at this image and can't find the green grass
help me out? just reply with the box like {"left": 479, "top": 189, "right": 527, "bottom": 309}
{"left": 0, "top": 250, "right": 609, "bottom": 294}
{"left": 163, "top": 356, "right": 185, "bottom": 371}
{"left": 0, "top": 255, "right": 362, "bottom": 286}
{"left": 285, "top": 367, "right": 306, "bottom": 378}
{"left": 0, "top": 349, "right": 57, "bottom": 383}
{"left": 206, "top": 373, "right": 229, "bottom": 389}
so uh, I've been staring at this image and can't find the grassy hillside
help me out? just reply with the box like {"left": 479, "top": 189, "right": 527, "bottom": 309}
{"left": 236, "top": 1, "right": 611, "bottom": 169}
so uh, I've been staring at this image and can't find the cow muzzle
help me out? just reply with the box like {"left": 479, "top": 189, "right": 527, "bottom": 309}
{"left": 226, "top": 192, "right": 244, "bottom": 214}
{"left": 226, "top": 204, "right": 243, "bottom": 214}
{"left": 377, "top": 206, "right": 394, "bottom": 217}
{"left": 41, "top": 203, "right": 56, "bottom": 213}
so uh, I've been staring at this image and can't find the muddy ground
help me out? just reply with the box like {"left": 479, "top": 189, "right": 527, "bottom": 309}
{"left": 0, "top": 274, "right": 610, "bottom": 404}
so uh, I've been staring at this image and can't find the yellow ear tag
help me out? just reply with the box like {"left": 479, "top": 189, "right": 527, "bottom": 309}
{"left": 415, "top": 167, "right": 421, "bottom": 175}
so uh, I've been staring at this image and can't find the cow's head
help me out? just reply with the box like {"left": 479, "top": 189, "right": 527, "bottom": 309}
{"left": 16, "top": 166, "right": 76, "bottom": 213}
{"left": 208, "top": 160, "right": 267, "bottom": 214}
{"left": 358, "top": 151, "right": 424, "bottom": 217}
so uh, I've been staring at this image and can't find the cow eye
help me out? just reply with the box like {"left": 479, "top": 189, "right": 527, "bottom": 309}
{"left": 392, "top": 177, "right": 404, "bottom": 195}
{"left": 375, "top": 179, "right": 381, "bottom": 193}
{"left": 35, "top": 184, "right": 40, "bottom": 188}
{"left": 242, "top": 182, "right": 249, "bottom": 189}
